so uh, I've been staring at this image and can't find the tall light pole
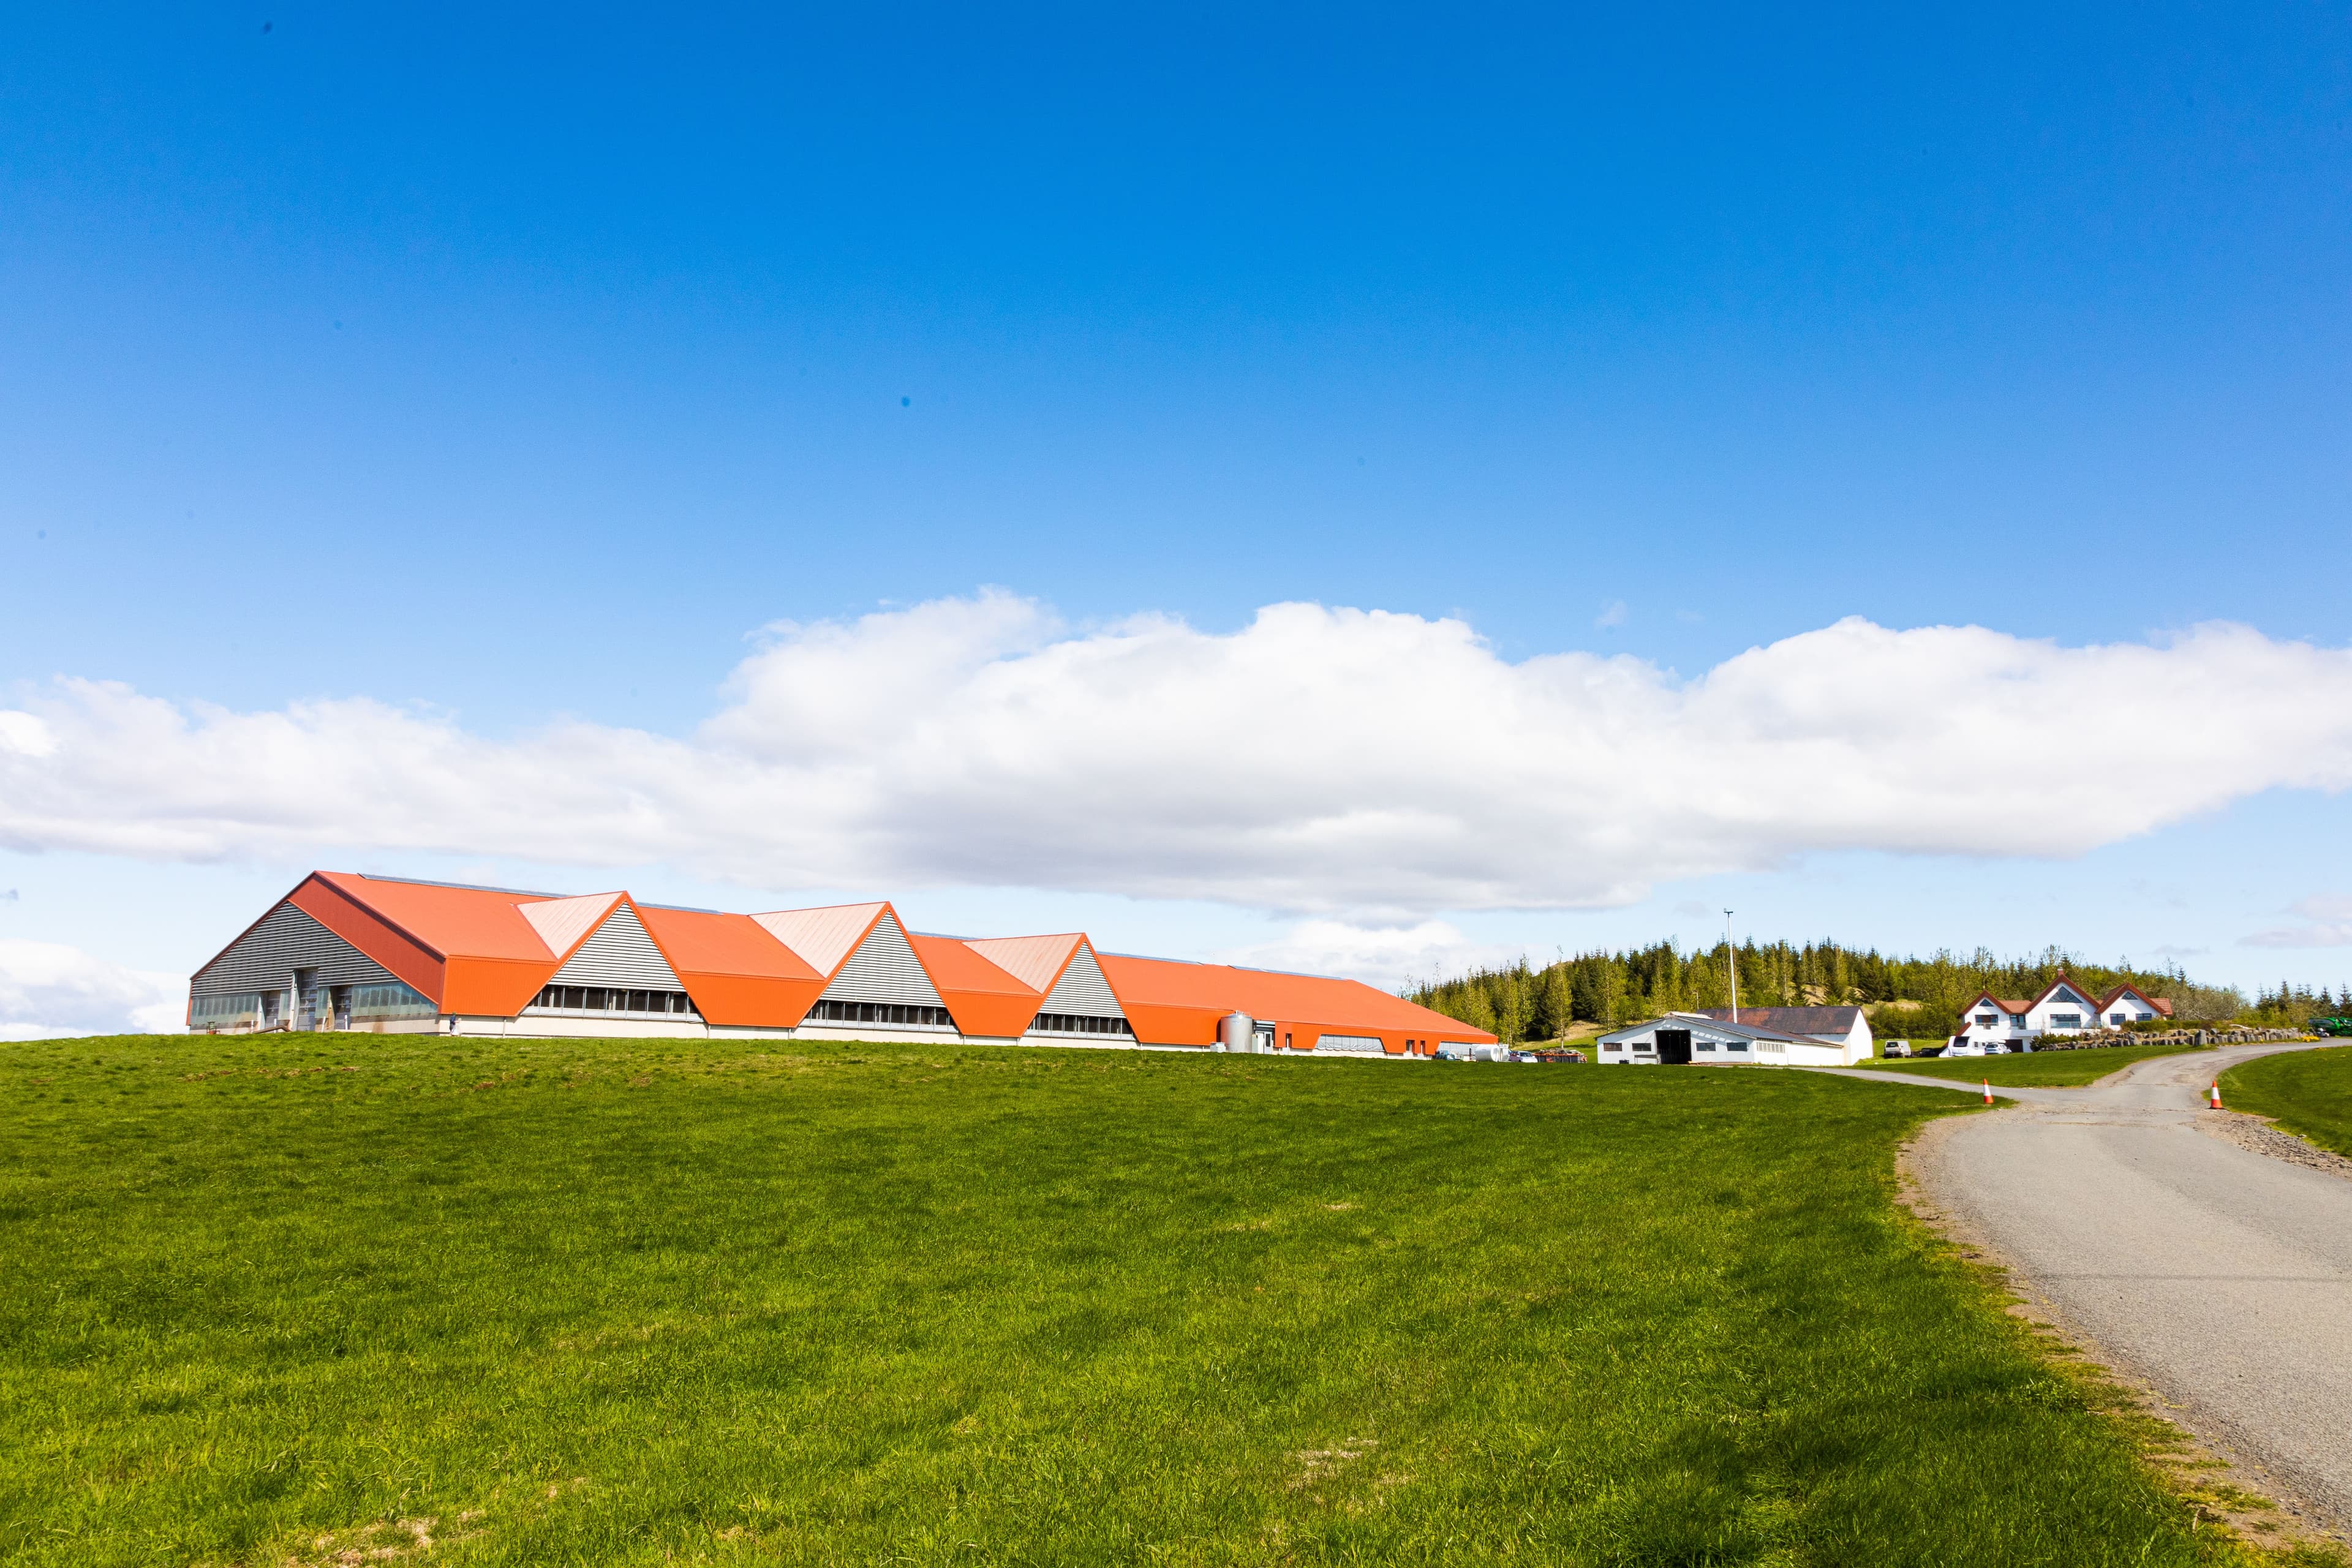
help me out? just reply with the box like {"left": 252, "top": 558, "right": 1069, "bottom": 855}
{"left": 1724, "top": 910, "right": 1738, "bottom": 1026}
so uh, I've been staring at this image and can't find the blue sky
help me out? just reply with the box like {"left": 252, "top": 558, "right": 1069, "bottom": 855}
{"left": 3, "top": 4, "right": 2350, "bottom": 1030}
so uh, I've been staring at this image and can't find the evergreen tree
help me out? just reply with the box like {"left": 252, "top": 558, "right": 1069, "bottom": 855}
{"left": 1534, "top": 964, "right": 1574, "bottom": 1039}
{"left": 1408, "top": 935, "right": 2276, "bottom": 1035}
{"left": 1570, "top": 957, "right": 1604, "bottom": 1022}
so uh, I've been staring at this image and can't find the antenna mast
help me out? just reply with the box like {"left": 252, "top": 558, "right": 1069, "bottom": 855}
{"left": 1724, "top": 910, "right": 1738, "bottom": 1026}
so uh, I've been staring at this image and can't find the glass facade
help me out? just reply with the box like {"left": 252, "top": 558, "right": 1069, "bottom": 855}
{"left": 190, "top": 992, "right": 266, "bottom": 1029}
{"left": 352, "top": 982, "right": 435, "bottom": 1020}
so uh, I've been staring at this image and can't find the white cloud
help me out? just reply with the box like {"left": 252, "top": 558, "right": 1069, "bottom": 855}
{"left": 1213, "top": 919, "right": 1521, "bottom": 989}
{"left": 2243, "top": 925, "right": 2352, "bottom": 949}
{"left": 2, "top": 595, "right": 2350, "bottom": 922}
{"left": 1595, "top": 600, "right": 1628, "bottom": 629}
{"left": 2242, "top": 895, "right": 2352, "bottom": 948}
{"left": 0, "top": 710, "right": 56, "bottom": 758}
{"left": 0, "top": 939, "right": 187, "bottom": 1040}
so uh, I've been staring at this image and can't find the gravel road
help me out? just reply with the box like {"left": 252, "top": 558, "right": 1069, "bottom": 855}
{"left": 1821, "top": 1046, "right": 2352, "bottom": 1536}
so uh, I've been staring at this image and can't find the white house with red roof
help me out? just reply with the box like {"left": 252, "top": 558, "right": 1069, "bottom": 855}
{"left": 1948, "top": 974, "right": 2174, "bottom": 1054}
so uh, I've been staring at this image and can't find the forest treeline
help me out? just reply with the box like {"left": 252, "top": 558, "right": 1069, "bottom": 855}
{"left": 1406, "top": 940, "right": 2343, "bottom": 1044}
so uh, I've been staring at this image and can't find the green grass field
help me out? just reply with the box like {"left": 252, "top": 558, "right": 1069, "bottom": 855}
{"left": 2222, "top": 1045, "right": 2352, "bottom": 1159}
{"left": 1859, "top": 1041, "right": 2199, "bottom": 1087}
{"left": 0, "top": 1033, "right": 2310, "bottom": 1566}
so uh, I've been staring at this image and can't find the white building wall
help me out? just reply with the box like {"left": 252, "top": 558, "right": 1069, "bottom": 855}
{"left": 1598, "top": 1016, "right": 1776, "bottom": 1066}
{"left": 1955, "top": 997, "right": 2027, "bottom": 1050}
{"left": 2024, "top": 983, "right": 2098, "bottom": 1039}
{"left": 1951, "top": 981, "right": 2145, "bottom": 1051}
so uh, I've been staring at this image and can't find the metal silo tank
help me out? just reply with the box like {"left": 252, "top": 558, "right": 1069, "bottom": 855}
{"left": 1219, "top": 1011, "right": 1254, "bottom": 1054}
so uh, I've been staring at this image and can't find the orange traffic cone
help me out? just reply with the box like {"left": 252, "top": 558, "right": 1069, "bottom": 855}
{"left": 1982, "top": 1078, "right": 1994, "bottom": 1105}
{"left": 2210, "top": 1080, "right": 2223, "bottom": 1110}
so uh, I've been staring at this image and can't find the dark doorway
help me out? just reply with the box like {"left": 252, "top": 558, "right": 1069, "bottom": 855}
{"left": 1654, "top": 1028, "right": 1694, "bottom": 1065}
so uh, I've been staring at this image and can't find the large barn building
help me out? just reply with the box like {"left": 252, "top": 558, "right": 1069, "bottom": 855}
{"left": 186, "top": 872, "right": 1496, "bottom": 1058}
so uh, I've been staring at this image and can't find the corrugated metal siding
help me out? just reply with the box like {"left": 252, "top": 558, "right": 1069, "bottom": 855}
{"left": 551, "top": 903, "right": 684, "bottom": 989}
{"left": 192, "top": 901, "right": 400, "bottom": 995}
{"left": 1039, "top": 944, "right": 1123, "bottom": 1019}
{"left": 820, "top": 911, "right": 946, "bottom": 1007}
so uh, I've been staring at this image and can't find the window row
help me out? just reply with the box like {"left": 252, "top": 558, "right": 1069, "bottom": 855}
{"left": 191, "top": 992, "right": 266, "bottom": 1023}
{"left": 530, "top": 986, "right": 699, "bottom": 1016}
{"left": 807, "top": 1000, "right": 953, "bottom": 1027}
{"left": 1030, "top": 1012, "right": 1134, "bottom": 1037}
{"left": 192, "top": 981, "right": 435, "bottom": 1025}
{"left": 353, "top": 982, "right": 435, "bottom": 1019}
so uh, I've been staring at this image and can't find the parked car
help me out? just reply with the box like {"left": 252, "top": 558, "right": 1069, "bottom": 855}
{"left": 1883, "top": 1041, "right": 1912, "bottom": 1058}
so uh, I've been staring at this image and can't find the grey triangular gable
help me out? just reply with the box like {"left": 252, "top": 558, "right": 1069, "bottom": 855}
{"left": 192, "top": 901, "right": 399, "bottom": 995}
{"left": 819, "top": 911, "right": 944, "bottom": 1007}
{"left": 551, "top": 902, "right": 683, "bottom": 989}
{"left": 1038, "top": 943, "right": 1123, "bottom": 1020}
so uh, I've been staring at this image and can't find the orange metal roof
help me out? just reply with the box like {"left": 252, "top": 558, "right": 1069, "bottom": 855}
{"left": 310, "top": 871, "right": 559, "bottom": 961}
{"left": 960, "top": 933, "right": 1084, "bottom": 994}
{"left": 209, "top": 873, "right": 1498, "bottom": 1045}
{"left": 1096, "top": 954, "right": 1493, "bottom": 1038}
{"left": 637, "top": 905, "right": 827, "bottom": 1029}
{"left": 907, "top": 933, "right": 1049, "bottom": 1038}
{"left": 518, "top": 892, "right": 626, "bottom": 962}
{"left": 908, "top": 935, "right": 1036, "bottom": 998}
{"left": 752, "top": 903, "right": 886, "bottom": 979}
{"left": 636, "top": 907, "right": 824, "bottom": 982}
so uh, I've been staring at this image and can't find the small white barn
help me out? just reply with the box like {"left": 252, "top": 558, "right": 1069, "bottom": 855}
{"left": 1595, "top": 1011, "right": 1866, "bottom": 1068}
{"left": 1689, "top": 1006, "right": 1872, "bottom": 1061}
{"left": 1949, "top": 974, "right": 2174, "bottom": 1053}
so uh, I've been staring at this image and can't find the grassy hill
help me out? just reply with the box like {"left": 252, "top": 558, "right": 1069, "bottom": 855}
{"left": 0, "top": 1033, "right": 2304, "bottom": 1566}
{"left": 2222, "top": 1045, "right": 2352, "bottom": 1159}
